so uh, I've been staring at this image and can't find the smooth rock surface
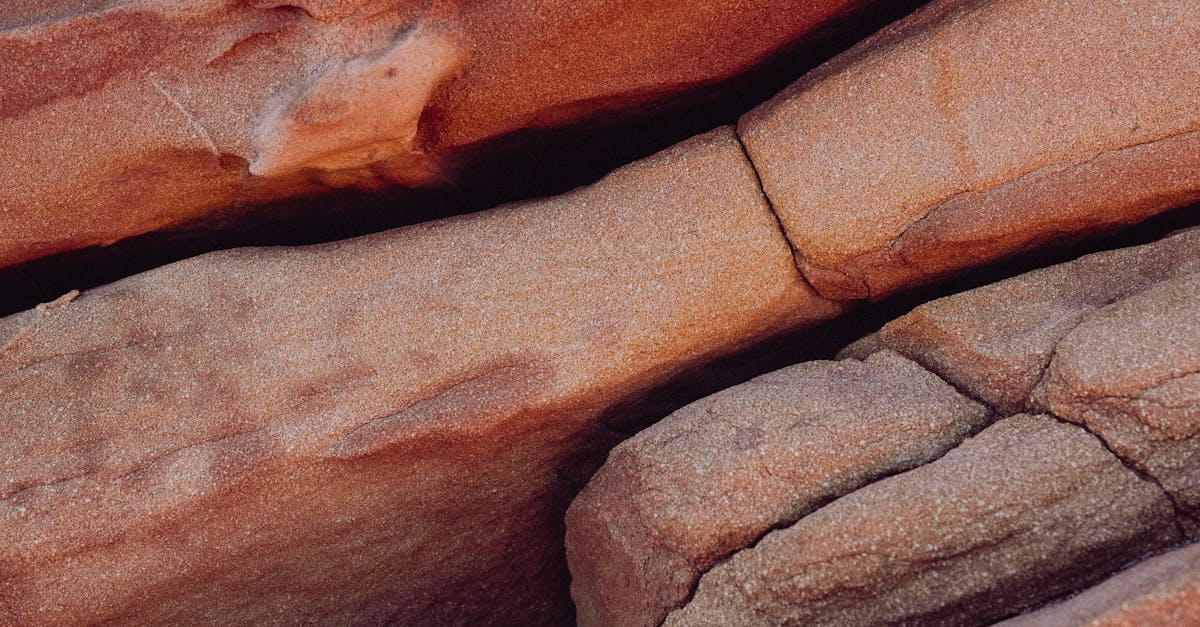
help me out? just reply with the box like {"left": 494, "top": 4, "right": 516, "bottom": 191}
{"left": 740, "top": 0, "right": 1200, "bottom": 300}
{"left": 1001, "top": 541, "right": 1200, "bottom": 627}
{"left": 0, "top": 0, "right": 877, "bottom": 269}
{"left": 566, "top": 349, "right": 989, "bottom": 626}
{"left": 0, "top": 129, "right": 841, "bottom": 625}
{"left": 664, "top": 415, "right": 1180, "bottom": 626}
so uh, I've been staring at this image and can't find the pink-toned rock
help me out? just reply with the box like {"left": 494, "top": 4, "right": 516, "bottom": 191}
{"left": 740, "top": 0, "right": 1200, "bottom": 300}
{"left": 1033, "top": 273, "right": 1200, "bottom": 527}
{"left": 566, "top": 349, "right": 989, "bottom": 626}
{"left": 664, "top": 415, "right": 1180, "bottom": 625}
{"left": 841, "top": 226, "right": 1200, "bottom": 529}
{"left": 0, "top": 129, "right": 841, "bottom": 625}
{"left": 1001, "top": 541, "right": 1200, "bottom": 627}
{"left": 840, "top": 226, "right": 1200, "bottom": 414}
{"left": 0, "top": 0, "right": 880, "bottom": 269}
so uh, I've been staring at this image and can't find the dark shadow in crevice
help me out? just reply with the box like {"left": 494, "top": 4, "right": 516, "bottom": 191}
{"left": 0, "top": 0, "right": 933, "bottom": 317}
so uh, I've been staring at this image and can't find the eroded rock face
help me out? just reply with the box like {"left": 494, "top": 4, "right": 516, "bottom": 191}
{"left": 1000, "top": 541, "right": 1200, "bottom": 627}
{"left": 0, "top": 129, "right": 841, "bottom": 625}
{"left": 663, "top": 415, "right": 1180, "bottom": 625}
{"left": 0, "top": 0, "right": 878, "bottom": 269}
{"left": 566, "top": 350, "right": 989, "bottom": 626}
{"left": 568, "top": 224, "right": 1200, "bottom": 625}
{"left": 848, "top": 225, "right": 1200, "bottom": 529}
{"left": 740, "top": 0, "right": 1200, "bottom": 300}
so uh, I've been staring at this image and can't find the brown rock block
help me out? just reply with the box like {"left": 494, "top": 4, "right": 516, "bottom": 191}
{"left": 0, "top": 0, "right": 876, "bottom": 269}
{"left": 841, "top": 225, "right": 1200, "bottom": 528}
{"left": 843, "top": 226, "right": 1200, "bottom": 414}
{"left": 1033, "top": 273, "right": 1200, "bottom": 523}
{"left": 740, "top": 0, "right": 1200, "bottom": 300}
{"left": 1000, "top": 541, "right": 1200, "bottom": 627}
{"left": 566, "top": 349, "right": 989, "bottom": 626}
{"left": 665, "top": 415, "right": 1180, "bottom": 626}
{"left": 0, "top": 129, "right": 840, "bottom": 624}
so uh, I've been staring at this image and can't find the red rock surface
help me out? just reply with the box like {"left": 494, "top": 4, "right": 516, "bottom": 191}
{"left": 740, "top": 0, "right": 1200, "bottom": 300}
{"left": 0, "top": 129, "right": 841, "bottom": 625}
{"left": 566, "top": 349, "right": 989, "bottom": 626}
{"left": 1001, "top": 541, "right": 1200, "bottom": 627}
{"left": 0, "top": 0, "right": 877, "bottom": 270}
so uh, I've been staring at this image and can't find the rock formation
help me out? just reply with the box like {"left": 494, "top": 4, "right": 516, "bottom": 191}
{"left": 569, "top": 224, "right": 1200, "bottom": 626}
{"left": 3, "top": 0, "right": 1199, "bottom": 624}
{"left": 0, "top": 0, "right": 883, "bottom": 270}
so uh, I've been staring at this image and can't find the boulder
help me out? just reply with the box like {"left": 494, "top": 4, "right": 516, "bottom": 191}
{"left": 739, "top": 0, "right": 1200, "bottom": 300}
{"left": 566, "top": 349, "right": 990, "bottom": 626}
{"left": 0, "top": 129, "right": 840, "bottom": 624}
{"left": 664, "top": 415, "right": 1180, "bottom": 625}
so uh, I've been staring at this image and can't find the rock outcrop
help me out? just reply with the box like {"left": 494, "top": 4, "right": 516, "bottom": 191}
{"left": 740, "top": 0, "right": 1200, "bottom": 300}
{"left": 568, "top": 225, "right": 1200, "bottom": 625}
{"left": 5, "top": 0, "right": 1200, "bottom": 624}
{"left": 845, "top": 225, "right": 1200, "bottom": 532}
{"left": 566, "top": 350, "right": 990, "bottom": 626}
{"left": 0, "top": 129, "right": 839, "bottom": 625}
{"left": 664, "top": 415, "right": 1179, "bottom": 626}
{"left": 0, "top": 0, "right": 881, "bottom": 269}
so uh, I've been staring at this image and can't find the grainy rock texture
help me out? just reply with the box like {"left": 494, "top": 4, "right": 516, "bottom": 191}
{"left": 846, "top": 226, "right": 1200, "bottom": 529}
{"left": 0, "top": 129, "right": 841, "bottom": 625}
{"left": 0, "top": 0, "right": 877, "bottom": 269}
{"left": 566, "top": 350, "right": 989, "bottom": 626}
{"left": 663, "top": 415, "right": 1180, "bottom": 626}
{"left": 561, "top": 348, "right": 984, "bottom": 619}
{"left": 740, "top": 0, "right": 1200, "bottom": 300}
{"left": 1000, "top": 541, "right": 1200, "bottom": 627}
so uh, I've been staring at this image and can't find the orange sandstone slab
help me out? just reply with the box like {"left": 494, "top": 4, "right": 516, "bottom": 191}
{"left": 0, "top": 129, "right": 840, "bottom": 625}
{"left": 0, "top": 0, "right": 877, "bottom": 270}
{"left": 740, "top": 0, "right": 1200, "bottom": 300}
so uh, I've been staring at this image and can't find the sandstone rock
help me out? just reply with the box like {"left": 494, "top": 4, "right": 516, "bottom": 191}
{"left": 1000, "top": 541, "right": 1200, "bottom": 627}
{"left": 739, "top": 0, "right": 1200, "bottom": 300}
{"left": 0, "top": 0, "right": 878, "bottom": 270}
{"left": 845, "top": 226, "right": 1200, "bottom": 529}
{"left": 664, "top": 415, "right": 1180, "bottom": 626}
{"left": 841, "top": 226, "right": 1200, "bottom": 414}
{"left": 566, "top": 349, "right": 990, "bottom": 626}
{"left": 0, "top": 129, "right": 842, "bottom": 625}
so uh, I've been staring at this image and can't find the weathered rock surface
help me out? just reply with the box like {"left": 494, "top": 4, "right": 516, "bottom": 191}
{"left": 663, "top": 415, "right": 1180, "bottom": 626}
{"left": 0, "top": 0, "right": 878, "bottom": 270}
{"left": 566, "top": 349, "right": 990, "bottom": 626}
{"left": 0, "top": 129, "right": 842, "bottom": 625}
{"left": 847, "top": 225, "right": 1200, "bottom": 529}
{"left": 1001, "top": 541, "right": 1200, "bottom": 627}
{"left": 740, "top": 0, "right": 1200, "bottom": 300}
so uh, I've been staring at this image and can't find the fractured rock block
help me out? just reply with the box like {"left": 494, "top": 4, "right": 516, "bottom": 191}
{"left": 847, "top": 225, "right": 1200, "bottom": 528}
{"left": 740, "top": 0, "right": 1200, "bottom": 300}
{"left": 663, "top": 415, "right": 1180, "bottom": 626}
{"left": 0, "top": 129, "right": 840, "bottom": 625}
{"left": 0, "top": 0, "right": 881, "bottom": 269}
{"left": 566, "top": 349, "right": 990, "bottom": 626}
